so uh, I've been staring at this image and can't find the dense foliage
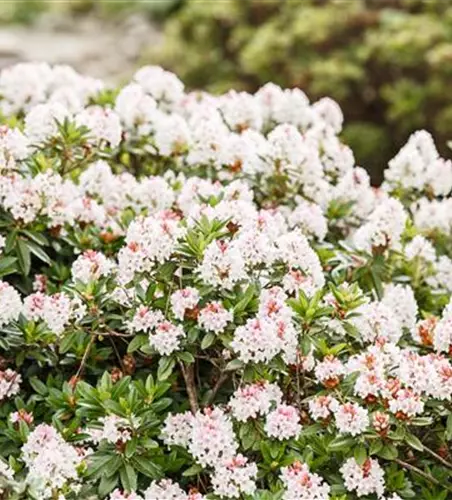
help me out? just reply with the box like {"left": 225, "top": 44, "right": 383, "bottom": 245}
{"left": 0, "top": 0, "right": 179, "bottom": 25}
{"left": 151, "top": 0, "right": 452, "bottom": 182}
{"left": 0, "top": 62, "right": 452, "bottom": 500}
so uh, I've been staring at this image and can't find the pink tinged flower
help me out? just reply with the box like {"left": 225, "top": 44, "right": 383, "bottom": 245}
{"left": 264, "top": 404, "right": 302, "bottom": 440}
{"left": 198, "top": 301, "right": 233, "bottom": 334}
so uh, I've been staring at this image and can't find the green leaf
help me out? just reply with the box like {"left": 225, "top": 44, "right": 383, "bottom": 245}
{"left": 177, "top": 351, "right": 195, "bottom": 364}
{"left": 182, "top": 464, "right": 203, "bottom": 477}
{"left": 328, "top": 436, "right": 355, "bottom": 452}
{"left": 120, "top": 463, "right": 137, "bottom": 492}
{"left": 21, "top": 229, "right": 48, "bottom": 246}
{"left": 5, "top": 230, "right": 17, "bottom": 253}
{"left": 157, "top": 356, "right": 175, "bottom": 381}
{"left": 225, "top": 359, "right": 244, "bottom": 371}
{"left": 377, "top": 443, "right": 398, "bottom": 460}
{"left": 59, "top": 331, "right": 78, "bottom": 354}
{"left": 405, "top": 433, "right": 423, "bottom": 452}
{"left": 98, "top": 474, "right": 118, "bottom": 497}
{"left": 131, "top": 456, "right": 163, "bottom": 479}
{"left": 125, "top": 437, "right": 138, "bottom": 458}
{"left": 87, "top": 453, "right": 118, "bottom": 479}
{"left": 201, "top": 332, "right": 216, "bottom": 349}
{"left": 354, "top": 444, "right": 367, "bottom": 466}
{"left": 27, "top": 241, "right": 51, "bottom": 265}
{"left": 29, "top": 377, "right": 48, "bottom": 396}
{"left": 0, "top": 256, "right": 17, "bottom": 271}
{"left": 369, "top": 439, "right": 383, "bottom": 456}
{"left": 127, "top": 334, "right": 148, "bottom": 354}
{"left": 17, "top": 239, "right": 31, "bottom": 276}
{"left": 446, "top": 414, "right": 452, "bottom": 441}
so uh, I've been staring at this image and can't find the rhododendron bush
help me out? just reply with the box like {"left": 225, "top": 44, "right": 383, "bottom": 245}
{"left": 0, "top": 63, "right": 452, "bottom": 500}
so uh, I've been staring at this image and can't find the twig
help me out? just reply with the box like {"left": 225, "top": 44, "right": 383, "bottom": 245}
{"left": 109, "top": 337, "right": 125, "bottom": 373}
{"left": 205, "top": 371, "right": 229, "bottom": 407}
{"left": 295, "top": 359, "right": 302, "bottom": 410}
{"left": 102, "top": 326, "right": 134, "bottom": 338}
{"left": 179, "top": 361, "right": 199, "bottom": 414}
{"left": 395, "top": 458, "right": 452, "bottom": 491}
{"left": 422, "top": 445, "right": 452, "bottom": 470}
{"left": 75, "top": 334, "right": 96, "bottom": 379}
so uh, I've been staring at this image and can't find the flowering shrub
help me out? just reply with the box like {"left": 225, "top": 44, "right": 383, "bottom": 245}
{"left": 0, "top": 62, "right": 452, "bottom": 499}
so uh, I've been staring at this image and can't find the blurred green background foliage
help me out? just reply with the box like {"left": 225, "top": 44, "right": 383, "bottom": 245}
{"left": 2, "top": 0, "right": 452, "bottom": 183}
{"left": 150, "top": 0, "right": 452, "bottom": 183}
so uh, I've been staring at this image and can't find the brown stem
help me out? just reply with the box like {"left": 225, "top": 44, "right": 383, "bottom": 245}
{"left": 179, "top": 361, "right": 199, "bottom": 414}
{"left": 395, "top": 458, "right": 452, "bottom": 491}
{"left": 109, "top": 337, "right": 125, "bottom": 373}
{"left": 102, "top": 326, "right": 134, "bottom": 338}
{"left": 422, "top": 445, "right": 452, "bottom": 470}
{"left": 205, "top": 371, "right": 229, "bottom": 407}
{"left": 75, "top": 334, "right": 96, "bottom": 379}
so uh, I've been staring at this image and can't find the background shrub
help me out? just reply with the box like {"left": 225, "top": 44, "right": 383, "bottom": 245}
{"left": 151, "top": 0, "right": 452, "bottom": 182}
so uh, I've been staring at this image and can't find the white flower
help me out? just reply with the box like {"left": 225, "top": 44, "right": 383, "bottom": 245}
{"left": 88, "top": 415, "right": 134, "bottom": 445}
{"left": 340, "top": 457, "right": 385, "bottom": 498}
{"left": 211, "top": 454, "right": 257, "bottom": 498}
{"left": 276, "top": 231, "right": 325, "bottom": 296}
{"left": 150, "top": 320, "right": 185, "bottom": 356}
{"left": 171, "top": 288, "right": 200, "bottom": 321}
{"left": 134, "top": 66, "right": 184, "bottom": 109}
{"left": 264, "top": 404, "right": 302, "bottom": 440}
{"left": 388, "top": 388, "right": 424, "bottom": 417}
{"left": 162, "top": 412, "right": 194, "bottom": 448}
{"left": 0, "top": 281, "right": 22, "bottom": 327}
{"left": 315, "top": 356, "right": 345, "bottom": 387}
{"left": 25, "top": 102, "right": 70, "bottom": 143}
{"left": 115, "top": 83, "right": 157, "bottom": 134}
{"left": 280, "top": 461, "right": 331, "bottom": 500}
{"left": 197, "top": 240, "right": 246, "bottom": 290}
{"left": 405, "top": 235, "right": 436, "bottom": 263}
{"left": 71, "top": 250, "right": 114, "bottom": 284}
{"left": 198, "top": 301, "right": 233, "bottom": 334}
{"left": 334, "top": 403, "right": 369, "bottom": 436}
{"left": 143, "top": 479, "right": 189, "bottom": 500}
{"left": 21, "top": 424, "right": 82, "bottom": 499}
{"left": 0, "top": 369, "right": 21, "bottom": 401}
{"left": 351, "top": 302, "right": 403, "bottom": 344}
{"left": 231, "top": 317, "right": 282, "bottom": 364}
{"left": 75, "top": 106, "right": 122, "bottom": 148}
{"left": 188, "top": 408, "right": 237, "bottom": 467}
{"left": 289, "top": 200, "right": 328, "bottom": 241}
{"left": 110, "top": 490, "right": 143, "bottom": 500}
{"left": 154, "top": 114, "right": 191, "bottom": 156}
{"left": 353, "top": 197, "right": 407, "bottom": 252}
{"left": 229, "top": 382, "right": 282, "bottom": 422}
{"left": 381, "top": 284, "right": 418, "bottom": 333}
{"left": 219, "top": 90, "right": 263, "bottom": 132}
{"left": 308, "top": 395, "right": 339, "bottom": 421}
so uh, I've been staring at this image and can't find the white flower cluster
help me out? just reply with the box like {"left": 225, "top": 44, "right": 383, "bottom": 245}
{"left": 228, "top": 381, "right": 283, "bottom": 421}
{"left": 2, "top": 62, "right": 452, "bottom": 500}
{"left": 231, "top": 286, "right": 298, "bottom": 364}
{"left": 88, "top": 415, "right": 136, "bottom": 445}
{"left": 0, "top": 369, "right": 21, "bottom": 401}
{"left": 340, "top": 457, "right": 385, "bottom": 498}
{"left": 21, "top": 424, "right": 84, "bottom": 499}
{"left": 110, "top": 479, "right": 205, "bottom": 500}
{"left": 0, "top": 281, "right": 22, "bottom": 328}
{"left": 280, "top": 461, "right": 331, "bottom": 500}
{"left": 162, "top": 408, "right": 257, "bottom": 497}
{"left": 71, "top": 250, "right": 114, "bottom": 284}
{"left": 384, "top": 130, "right": 452, "bottom": 196}
{"left": 22, "top": 291, "right": 85, "bottom": 335}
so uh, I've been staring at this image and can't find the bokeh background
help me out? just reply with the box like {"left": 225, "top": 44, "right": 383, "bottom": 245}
{"left": 1, "top": 0, "right": 452, "bottom": 184}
